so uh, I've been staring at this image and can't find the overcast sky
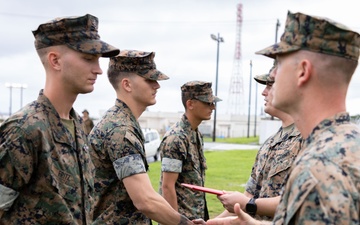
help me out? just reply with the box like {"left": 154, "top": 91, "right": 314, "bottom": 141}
{"left": 1, "top": 0, "right": 359, "bottom": 119}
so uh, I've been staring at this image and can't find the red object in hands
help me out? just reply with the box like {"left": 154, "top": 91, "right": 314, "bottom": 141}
{"left": 181, "top": 183, "right": 225, "bottom": 195}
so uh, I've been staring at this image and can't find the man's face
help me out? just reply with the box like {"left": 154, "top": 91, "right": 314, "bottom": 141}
{"left": 272, "top": 54, "right": 298, "bottom": 114}
{"left": 190, "top": 99, "right": 216, "bottom": 121}
{"left": 262, "top": 82, "right": 274, "bottom": 115}
{"left": 60, "top": 47, "right": 103, "bottom": 95}
{"left": 130, "top": 75, "right": 160, "bottom": 108}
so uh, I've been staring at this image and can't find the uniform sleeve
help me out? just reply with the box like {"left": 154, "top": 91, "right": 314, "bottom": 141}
{"left": 278, "top": 158, "right": 358, "bottom": 224}
{"left": 159, "top": 134, "right": 187, "bottom": 173}
{"left": 245, "top": 147, "right": 263, "bottom": 196}
{"left": 0, "top": 125, "right": 34, "bottom": 208}
{"left": 104, "top": 127, "right": 146, "bottom": 180}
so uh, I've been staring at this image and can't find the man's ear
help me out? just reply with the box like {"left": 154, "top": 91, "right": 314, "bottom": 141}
{"left": 121, "top": 78, "right": 132, "bottom": 92}
{"left": 298, "top": 59, "right": 312, "bottom": 86}
{"left": 186, "top": 99, "right": 194, "bottom": 110}
{"left": 48, "top": 51, "right": 61, "bottom": 71}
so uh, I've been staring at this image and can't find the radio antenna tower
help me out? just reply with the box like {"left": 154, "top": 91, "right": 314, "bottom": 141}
{"left": 227, "top": 3, "right": 244, "bottom": 115}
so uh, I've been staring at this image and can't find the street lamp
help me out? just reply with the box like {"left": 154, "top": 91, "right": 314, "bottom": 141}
{"left": 210, "top": 33, "right": 224, "bottom": 142}
{"left": 5, "top": 83, "right": 28, "bottom": 116}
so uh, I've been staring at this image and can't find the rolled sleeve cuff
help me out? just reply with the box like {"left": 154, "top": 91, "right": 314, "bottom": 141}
{"left": 245, "top": 176, "right": 257, "bottom": 195}
{"left": 161, "top": 157, "right": 182, "bottom": 173}
{"left": 0, "top": 184, "right": 19, "bottom": 211}
{"left": 113, "top": 154, "right": 147, "bottom": 180}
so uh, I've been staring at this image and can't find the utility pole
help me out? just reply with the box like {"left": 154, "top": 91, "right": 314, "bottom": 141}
{"left": 210, "top": 33, "right": 224, "bottom": 142}
{"left": 247, "top": 60, "right": 252, "bottom": 138}
{"left": 5, "top": 83, "right": 28, "bottom": 116}
{"left": 254, "top": 81, "right": 258, "bottom": 137}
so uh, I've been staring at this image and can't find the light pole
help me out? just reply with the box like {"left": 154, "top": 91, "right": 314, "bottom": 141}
{"left": 5, "top": 83, "right": 28, "bottom": 116}
{"left": 210, "top": 33, "right": 224, "bottom": 142}
{"left": 247, "top": 61, "right": 252, "bottom": 138}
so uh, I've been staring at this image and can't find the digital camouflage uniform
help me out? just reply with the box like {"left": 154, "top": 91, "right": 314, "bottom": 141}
{"left": 245, "top": 123, "right": 302, "bottom": 220}
{"left": 89, "top": 99, "right": 151, "bottom": 225}
{"left": 0, "top": 90, "right": 95, "bottom": 224}
{"left": 0, "top": 14, "right": 119, "bottom": 225}
{"left": 255, "top": 11, "right": 360, "bottom": 224}
{"left": 273, "top": 113, "right": 360, "bottom": 224}
{"left": 159, "top": 114, "right": 207, "bottom": 220}
{"left": 89, "top": 50, "right": 168, "bottom": 224}
{"left": 159, "top": 81, "right": 221, "bottom": 221}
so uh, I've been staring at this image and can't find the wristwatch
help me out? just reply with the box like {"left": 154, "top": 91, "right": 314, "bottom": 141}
{"left": 245, "top": 197, "right": 257, "bottom": 217}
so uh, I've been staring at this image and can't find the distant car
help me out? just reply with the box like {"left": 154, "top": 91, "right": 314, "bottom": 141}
{"left": 142, "top": 128, "right": 161, "bottom": 161}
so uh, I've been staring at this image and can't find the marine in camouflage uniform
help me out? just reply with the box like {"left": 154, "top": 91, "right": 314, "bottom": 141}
{"left": 244, "top": 69, "right": 302, "bottom": 221}
{"left": 82, "top": 110, "right": 95, "bottom": 135}
{"left": 255, "top": 11, "right": 360, "bottom": 224}
{"left": 90, "top": 99, "right": 151, "bottom": 224}
{"left": 0, "top": 14, "right": 119, "bottom": 224}
{"left": 90, "top": 50, "right": 193, "bottom": 225}
{"left": 159, "top": 81, "right": 221, "bottom": 221}
{"left": 215, "top": 65, "right": 302, "bottom": 221}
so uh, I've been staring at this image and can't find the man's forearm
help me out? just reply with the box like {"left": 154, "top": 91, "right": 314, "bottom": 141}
{"left": 255, "top": 196, "right": 280, "bottom": 217}
{"left": 163, "top": 186, "right": 178, "bottom": 210}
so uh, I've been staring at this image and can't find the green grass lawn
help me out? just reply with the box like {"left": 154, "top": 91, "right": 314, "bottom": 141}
{"left": 148, "top": 149, "right": 258, "bottom": 220}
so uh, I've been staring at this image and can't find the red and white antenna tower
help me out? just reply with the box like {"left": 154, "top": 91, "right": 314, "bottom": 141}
{"left": 227, "top": 3, "right": 244, "bottom": 115}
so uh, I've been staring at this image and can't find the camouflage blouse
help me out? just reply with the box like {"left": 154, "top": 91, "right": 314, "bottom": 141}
{"left": 89, "top": 99, "right": 150, "bottom": 225}
{"left": 246, "top": 123, "right": 303, "bottom": 220}
{"left": 159, "top": 114, "right": 207, "bottom": 220}
{"left": 0, "top": 90, "right": 95, "bottom": 224}
{"left": 273, "top": 112, "right": 360, "bottom": 224}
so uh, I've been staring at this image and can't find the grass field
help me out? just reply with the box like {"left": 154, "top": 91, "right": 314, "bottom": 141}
{"left": 148, "top": 149, "right": 258, "bottom": 220}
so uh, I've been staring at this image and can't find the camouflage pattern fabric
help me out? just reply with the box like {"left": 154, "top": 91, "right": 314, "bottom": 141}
{"left": 159, "top": 114, "right": 208, "bottom": 220}
{"left": 108, "top": 50, "right": 169, "bottom": 81}
{"left": 0, "top": 90, "right": 95, "bottom": 224}
{"left": 256, "top": 11, "right": 360, "bottom": 61}
{"left": 254, "top": 62, "right": 276, "bottom": 85}
{"left": 32, "top": 14, "right": 119, "bottom": 57}
{"left": 245, "top": 123, "right": 303, "bottom": 221}
{"left": 181, "top": 81, "right": 221, "bottom": 103}
{"left": 273, "top": 112, "right": 360, "bottom": 224}
{"left": 89, "top": 99, "right": 151, "bottom": 225}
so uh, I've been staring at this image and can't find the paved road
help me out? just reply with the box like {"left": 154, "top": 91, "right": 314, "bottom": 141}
{"left": 147, "top": 142, "right": 260, "bottom": 163}
{"left": 204, "top": 142, "right": 260, "bottom": 151}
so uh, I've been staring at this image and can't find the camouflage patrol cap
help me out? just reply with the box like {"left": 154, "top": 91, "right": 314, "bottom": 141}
{"left": 254, "top": 74, "right": 269, "bottom": 85}
{"left": 108, "top": 50, "right": 169, "bottom": 81}
{"left": 32, "top": 14, "right": 119, "bottom": 57}
{"left": 256, "top": 11, "right": 360, "bottom": 61}
{"left": 181, "top": 81, "right": 222, "bottom": 103}
{"left": 254, "top": 61, "right": 276, "bottom": 85}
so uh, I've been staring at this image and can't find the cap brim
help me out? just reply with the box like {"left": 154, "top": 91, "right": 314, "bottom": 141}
{"left": 143, "top": 70, "right": 169, "bottom": 81}
{"left": 255, "top": 41, "right": 301, "bottom": 58}
{"left": 214, "top": 96, "right": 222, "bottom": 102}
{"left": 253, "top": 75, "right": 267, "bottom": 85}
{"left": 196, "top": 95, "right": 222, "bottom": 103}
{"left": 67, "top": 40, "right": 120, "bottom": 57}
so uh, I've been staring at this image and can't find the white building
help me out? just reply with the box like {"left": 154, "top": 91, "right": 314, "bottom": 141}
{"left": 138, "top": 110, "right": 281, "bottom": 144}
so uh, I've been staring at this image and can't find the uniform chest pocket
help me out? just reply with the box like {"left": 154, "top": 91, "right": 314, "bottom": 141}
{"left": 50, "top": 167, "right": 79, "bottom": 202}
{"left": 185, "top": 151, "right": 207, "bottom": 176}
{"left": 268, "top": 158, "right": 292, "bottom": 178}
